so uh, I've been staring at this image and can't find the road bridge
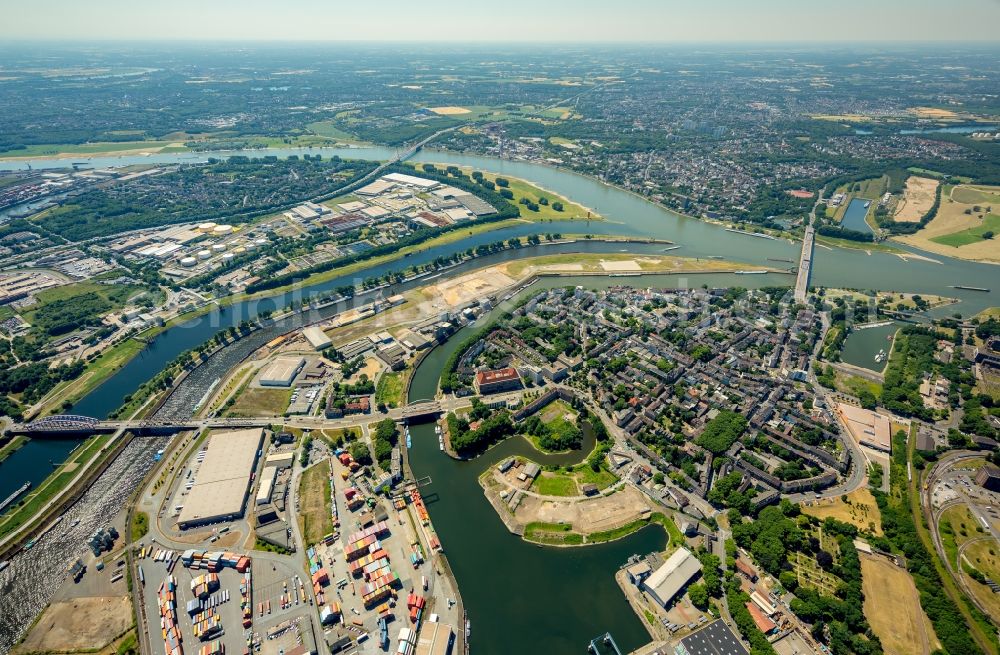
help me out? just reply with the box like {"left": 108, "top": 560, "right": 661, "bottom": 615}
{"left": 7, "top": 415, "right": 270, "bottom": 437}
{"left": 794, "top": 223, "right": 815, "bottom": 303}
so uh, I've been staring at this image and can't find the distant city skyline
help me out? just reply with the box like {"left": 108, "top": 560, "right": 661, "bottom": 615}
{"left": 4, "top": 0, "right": 1000, "bottom": 43}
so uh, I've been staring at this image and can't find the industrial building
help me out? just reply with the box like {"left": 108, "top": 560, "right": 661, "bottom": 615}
{"left": 976, "top": 464, "right": 1000, "bottom": 492}
{"left": 178, "top": 428, "right": 265, "bottom": 528}
{"left": 675, "top": 620, "right": 749, "bottom": 655}
{"left": 642, "top": 547, "right": 702, "bottom": 608}
{"left": 256, "top": 466, "right": 277, "bottom": 506}
{"left": 260, "top": 356, "right": 306, "bottom": 387}
{"left": 474, "top": 367, "right": 522, "bottom": 395}
{"left": 303, "top": 326, "right": 332, "bottom": 350}
{"left": 415, "top": 622, "right": 453, "bottom": 655}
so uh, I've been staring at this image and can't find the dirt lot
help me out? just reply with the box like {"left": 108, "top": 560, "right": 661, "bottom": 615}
{"left": 860, "top": 554, "right": 939, "bottom": 655}
{"left": 895, "top": 185, "right": 1000, "bottom": 263}
{"left": 425, "top": 268, "right": 516, "bottom": 307}
{"left": 515, "top": 484, "right": 650, "bottom": 533}
{"left": 15, "top": 596, "right": 133, "bottom": 653}
{"left": 427, "top": 106, "right": 471, "bottom": 115}
{"left": 894, "top": 176, "right": 939, "bottom": 222}
{"left": 910, "top": 107, "right": 958, "bottom": 119}
{"left": 802, "top": 487, "right": 883, "bottom": 535}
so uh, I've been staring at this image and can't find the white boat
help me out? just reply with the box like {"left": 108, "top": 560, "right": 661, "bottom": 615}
{"left": 434, "top": 426, "right": 441, "bottom": 435}
{"left": 438, "top": 436, "right": 444, "bottom": 451}
{"left": 864, "top": 201, "right": 871, "bottom": 208}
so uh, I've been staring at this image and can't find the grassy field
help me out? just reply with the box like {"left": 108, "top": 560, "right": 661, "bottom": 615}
{"left": 833, "top": 370, "right": 884, "bottom": 399}
{"left": 0, "top": 140, "right": 177, "bottom": 159}
{"left": 374, "top": 370, "right": 407, "bottom": 408}
{"left": 224, "top": 387, "right": 291, "bottom": 417}
{"left": 574, "top": 463, "right": 619, "bottom": 490}
{"left": 939, "top": 504, "right": 983, "bottom": 566}
{"left": 532, "top": 474, "right": 579, "bottom": 497}
{"left": 503, "top": 252, "right": 760, "bottom": 278}
{"left": 298, "top": 459, "right": 333, "bottom": 546}
{"left": 951, "top": 185, "right": 1000, "bottom": 205}
{"left": 861, "top": 554, "right": 940, "bottom": 655}
{"left": 930, "top": 213, "right": 1000, "bottom": 247}
{"left": 305, "top": 120, "right": 364, "bottom": 143}
{"left": 961, "top": 538, "right": 1000, "bottom": 622}
{"left": 469, "top": 169, "right": 598, "bottom": 221}
{"left": 21, "top": 281, "right": 147, "bottom": 323}
{"left": 895, "top": 183, "right": 1000, "bottom": 262}
{"left": 130, "top": 510, "right": 149, "bottom": 542}
{"left": 523, "top": 521, "right": 583, "bottom": 545}
{"left": 803, "top": 487, "right": 883, "bottom": 535}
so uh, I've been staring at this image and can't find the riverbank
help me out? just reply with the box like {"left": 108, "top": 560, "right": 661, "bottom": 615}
{"left": 0, "top": 436, "right": 27, "bottom": 464}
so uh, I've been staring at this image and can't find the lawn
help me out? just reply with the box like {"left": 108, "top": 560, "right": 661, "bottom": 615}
{"left": 532, "top": 473, "right": 579, "bottom": 497}
{"left": 930, "top": 213, "right": 1000, "bottom": 247}
{"left": 375, "top": 370, "right": 407, "bottom": 408}
{"left": 224, "top": 387, "right": 291, "bottom": 417}
{"left": 297, "top": 459, "right": 333, "bottom": 546}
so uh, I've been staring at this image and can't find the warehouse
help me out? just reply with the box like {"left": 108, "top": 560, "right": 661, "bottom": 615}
{"left": 303, "top": 326, "right": 332, "bottom": 350}
{"left": 675, "top": 620, "right": 748, "bottom": 655}
{"left": 256, "top": 466, "right": 277, "bottom": 506}
{"left": 178, "top": 428, "right": 264, "bottom": 528}
{"left": 415, "top": 622, "right": 453, "bottom": 655}
{"left": 642, "top": 547, "right": 702, "bottom": 608}
{"left": 260, "top": 356, "right": 305, "bottom": 387}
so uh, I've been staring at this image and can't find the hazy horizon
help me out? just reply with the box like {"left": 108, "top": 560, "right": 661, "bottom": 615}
{"left": 4, "top": 0, "right": 1000, "bottom": 43}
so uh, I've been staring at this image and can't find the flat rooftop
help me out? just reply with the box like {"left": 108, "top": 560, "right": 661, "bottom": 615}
{"left": 837, "top": 402, "right": 892, "bottom": 453}
{"left": 178, "top": 428, "right": 264, "bottom": 527}
{"left": 676, "top": 619, "right": 749, "bottom": 655}
{"left": 260, "top": 356, "right": 305, "bottom": 386}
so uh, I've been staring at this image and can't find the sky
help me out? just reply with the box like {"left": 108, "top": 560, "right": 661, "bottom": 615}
{"left": 4, "top": 0, "right": 1000, "bottom": 43}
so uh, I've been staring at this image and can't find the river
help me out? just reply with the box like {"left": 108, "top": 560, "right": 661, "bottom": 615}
{"left": 0, "top": 145, "right": 998, "bottom": 651}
